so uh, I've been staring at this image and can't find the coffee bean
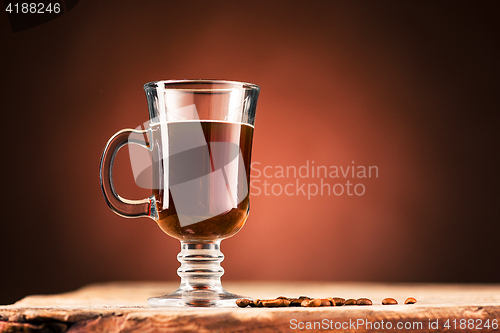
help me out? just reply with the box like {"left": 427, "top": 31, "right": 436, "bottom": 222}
{"left": 277, "top": 296, "right": 288, "bottom": 300}
{"left": 382, "top": 298, "right": 398, "bottom": 305}
{"left": 356, "top": 298, "right": 373, "bottom": 306}
{"left": 249, "top": 299, "right": 259, "bottom": 307}
{"left": 332, "top": 297, "right": 345, "bottom": 306}
{"left": 276, "top": 299, "right": 291, "bottom": 307}
{"left": 251, "top": 299, "right": 263, "bottom": 307}
{"left": 302, "top": 298, "right": 322, "bottom": 307}
{"left": 320, "top": 299, "right": 332, "bottom": 306}
{"left": 299, "top": 296, "right": 311, "bottom": 299}
{"left": 310, "top": 299, "right": 323, "bottom": 307}
{"left": 345, "top": 298, "right": 357, "bottom": 305}
{"left": 325, "top": 297, "right": 336, "bottom": 306}
{"left": 236, "top": 299, "right": 251, "bottom": 307}
{"left": 301, "top": 299, "right": 312, "bottom": 307}
{"left": 261, "top": 299, "right": 283, "bottom": 307}
{"left": 405, "top": 297, "right": 417, "bottom": 304}
{"left": 289, "top": 298, "right": 303, "bottom": 307}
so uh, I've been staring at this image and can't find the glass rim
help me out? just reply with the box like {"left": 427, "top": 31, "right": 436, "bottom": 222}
{"left": 143, "top": 79, "right": 260, "bottom": 92}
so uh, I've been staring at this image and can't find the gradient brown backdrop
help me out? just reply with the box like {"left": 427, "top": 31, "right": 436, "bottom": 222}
{"left": 1, "top": 1, "right": 499, "bottom": 305}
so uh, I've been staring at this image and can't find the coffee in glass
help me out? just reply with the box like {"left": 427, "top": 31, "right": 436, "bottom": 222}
{"left": 99, "top": 80, "right": 260, "bottom": 307}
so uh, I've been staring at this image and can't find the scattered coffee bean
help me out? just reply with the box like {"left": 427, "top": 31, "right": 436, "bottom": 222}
{"left": 405, "top": 297, "right": 417, "bottom": 304}
{"left": 332, "top": 297, "right": 345, "bottom": 306}
{"left": 325, "top": 297, "right": 336, "bottom": 306}
{"left": 289, "top": 298, "right": 303, "bottom": 307}
{"left": 261, "top": 299, "right": 283, "bottom": 307}
{"left": 236, "top": 299, "right": 251, "bottom": 307}
{"left": 300, "top": 299, "right": 312, "bottom": 307}
{"left": 237, "top": 295, "right": 417, "bottom": 308}
{"left": 311, "top": 299, "right": 323, "bottom": 307}
{"left": 302, "top": 298, "right": 322, "bottom": 307}
{"left": 382, "top": 298, "right": 398, "bottom": 305}
{"left": 251, "top": 299, "right": 263, "bottom": 307}
{"left": 320, "top": 299, "right": 332, "bottom": 306}
{"left": 344, "top": 298, "right": 357, "bottom": 305}
{"left": 356, "top": 298, "right": 373, "bottom": 306}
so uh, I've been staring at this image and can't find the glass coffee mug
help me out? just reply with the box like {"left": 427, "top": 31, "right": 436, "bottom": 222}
{"left": 99, "top": 80, "right": 260, "bottom": 307}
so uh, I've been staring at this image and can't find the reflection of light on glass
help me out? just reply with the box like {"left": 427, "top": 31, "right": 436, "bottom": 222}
{"left": 224, "top": 91, "right": 244, "bottom": 209}
{"left": 164, "top": 90, "right": 195, "bottom": 120}
{"left": 166, "top": 104, "right": 199, "bottom": 122}
{"left": 226, "top": 89, "right": 244, "bottom": 123}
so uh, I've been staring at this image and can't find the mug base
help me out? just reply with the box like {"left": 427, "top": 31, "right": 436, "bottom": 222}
{"left": 148, "top": 289, "right": 251, "bottom": 307}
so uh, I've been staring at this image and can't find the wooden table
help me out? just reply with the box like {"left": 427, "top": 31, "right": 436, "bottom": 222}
{"left": 1, "top": 282, "right": 499, "bottom": 332}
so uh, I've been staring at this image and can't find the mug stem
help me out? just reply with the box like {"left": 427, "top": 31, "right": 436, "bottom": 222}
{"left": 148, "top": 241, "right": 250, "bottom": 307}
{"left": 177, "top": 241, "right": 225, "bottom": 292}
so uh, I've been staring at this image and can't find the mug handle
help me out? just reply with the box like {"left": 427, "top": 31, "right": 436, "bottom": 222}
{"left": 99, "top": 129, "right": 157, "bottom": 219}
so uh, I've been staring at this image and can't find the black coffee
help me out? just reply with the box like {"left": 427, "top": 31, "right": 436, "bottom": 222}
{"left": 152, "top": 121, "right": 254, "bottom": 241}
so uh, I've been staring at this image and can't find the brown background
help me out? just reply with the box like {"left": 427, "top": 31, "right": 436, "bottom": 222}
{"left": 1, "top": 1, "right": 499, "bottom": 305}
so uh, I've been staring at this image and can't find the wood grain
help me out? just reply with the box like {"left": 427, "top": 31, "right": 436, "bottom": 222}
{"left": 1, "top": 282, "right": 499, "bottom": 332}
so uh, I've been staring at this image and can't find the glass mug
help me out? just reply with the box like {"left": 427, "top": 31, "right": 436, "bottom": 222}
{"left": 99, "top": 80, "right": 259, "bottom": 307}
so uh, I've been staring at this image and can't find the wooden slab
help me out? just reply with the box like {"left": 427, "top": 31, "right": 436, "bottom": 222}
{"left": 1, "top": 282, "right": 500, "bottom": 332}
